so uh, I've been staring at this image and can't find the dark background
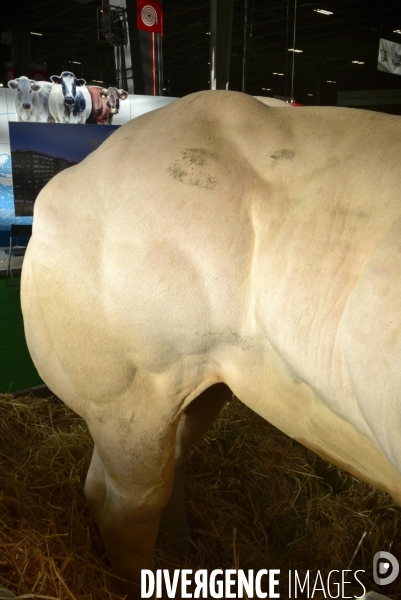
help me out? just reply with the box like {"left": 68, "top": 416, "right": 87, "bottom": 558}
{"left": 1, "top": 0, "right": 401, "bottom": 104}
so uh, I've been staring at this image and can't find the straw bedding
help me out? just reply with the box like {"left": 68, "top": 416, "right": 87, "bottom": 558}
{"left": 0, "top": 393, "right": 400, "bottom": 599}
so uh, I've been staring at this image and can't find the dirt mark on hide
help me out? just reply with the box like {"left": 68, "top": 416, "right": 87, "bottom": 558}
{"left": 167, "top": 148, "right": 218, "bottom": 190}
{"left": 270, "top": 148, "right": 295, "bottom": 161}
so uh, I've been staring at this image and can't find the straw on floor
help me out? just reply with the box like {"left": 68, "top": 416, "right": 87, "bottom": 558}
{"left": 0, "top": 393, "right": 400, "bottom": 599}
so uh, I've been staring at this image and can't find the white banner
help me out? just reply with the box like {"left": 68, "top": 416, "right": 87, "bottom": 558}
{"left": 378, "top": 38, "right": 401, "bottom": 76}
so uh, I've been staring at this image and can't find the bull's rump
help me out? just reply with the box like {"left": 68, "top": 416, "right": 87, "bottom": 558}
{"left": 21, "top": 91, "right": 401, "bottom": 499}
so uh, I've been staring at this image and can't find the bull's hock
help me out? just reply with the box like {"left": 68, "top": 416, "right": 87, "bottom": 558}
{"left": 21, "top": 90, "right": 401, "bottom": 597}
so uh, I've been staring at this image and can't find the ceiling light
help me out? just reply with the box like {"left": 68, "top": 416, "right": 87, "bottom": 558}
{"left": 327, "top": 80, "right": 336, "bottom": 83}
{"left": 71, "top": 61, "right": 81, "bottom": 64}
{"left": 352, "top": 60, "right": 364, "bottom": 64}
{"left": 262, "top": 88, "right": 271, "bottom": 91}
{"left": 288, "top": 48, "right": 303, "bottom": 53}
{"left": 308, "top": 94, "right": 313, "bottom": 96}
{"left": 206, "top": 32, "right": 210, "bottom": 35}
{"left": 93, "top": 80, "right": 103, "bottom": 83}
{"left": 273, "top": 72, "right": 284, "bottom": 76}
{"left": 314, "top": 9, "right": 333, "bottom": 15}
{"left": 394, "top": 30, "right": 401, "bottom": 34}
{"left": 30, "top": 32, "right": 42, "bottom": 36}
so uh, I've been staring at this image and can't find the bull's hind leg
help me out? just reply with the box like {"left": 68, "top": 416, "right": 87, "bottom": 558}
{"left": 160, "top": 383, "right": 230, "bottom": 548}
{"left": 84, "top": 395, "right": 179, "bottom": 599}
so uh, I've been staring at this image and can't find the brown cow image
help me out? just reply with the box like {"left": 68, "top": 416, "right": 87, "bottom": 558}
{"left": 86, "top": 86, "right": 128, "bottom": 125}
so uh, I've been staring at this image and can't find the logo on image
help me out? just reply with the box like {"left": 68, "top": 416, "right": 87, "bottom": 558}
{"left": 373, "top": 552, "right": 399, "bottom": 585}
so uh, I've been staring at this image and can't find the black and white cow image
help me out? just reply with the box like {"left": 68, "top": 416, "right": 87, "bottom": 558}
{"left": 48, "top": 71, "right": 92, "bottom": 124}
{"left": 8, "top": 76, "right": 53, "bottom": 122}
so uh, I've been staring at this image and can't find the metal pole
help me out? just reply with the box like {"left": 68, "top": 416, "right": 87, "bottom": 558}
{"left": 209, "top": 0, "right": 235, "bottom": 91}
{"left": 157, "top": 33, "right": 164, "bottom": 95}
{"left": 285, "top": 0, "right": 289, "bottom": 98}
{"left": 290, "top": 0, "right": 297, "bottom": 102}
{"left": 242, "top": 0, "right": 248, "bottom": 93}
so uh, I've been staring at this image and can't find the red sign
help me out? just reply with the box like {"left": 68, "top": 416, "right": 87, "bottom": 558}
{"left": 137, "top": 0, "right": 163, "bottom": 35}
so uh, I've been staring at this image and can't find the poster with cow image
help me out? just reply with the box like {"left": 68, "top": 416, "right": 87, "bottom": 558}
{"left": 0, "top": 84, "right": 177, "bottom": 241}
{"left": 9, "top": 122, "right": 119, "bottom": 216}
{"left": 7, "top": 72, "right": 129, "bottom": 125}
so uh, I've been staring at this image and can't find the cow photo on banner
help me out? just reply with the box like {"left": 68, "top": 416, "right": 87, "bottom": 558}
{"left": 7, "top": 72, "right": 129, "bottom": 125}
{"left": 49, "top": 72, "right": 92, "bottom": 124}
{"left": 86, "top": 86, "right": 129, "bottom": 125}
{"left": 5, "top": 71, "right": 128, "bottom": 219}
{"left": 7, "top": 77, "right": 53, "bottom": 123}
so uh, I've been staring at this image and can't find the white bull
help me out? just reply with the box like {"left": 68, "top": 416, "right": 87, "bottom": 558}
{"left": 21, "top": 91, "right": 401, "bottom": 598}
{"left": 7, "top": 76, "right": 52, "bottom": 122}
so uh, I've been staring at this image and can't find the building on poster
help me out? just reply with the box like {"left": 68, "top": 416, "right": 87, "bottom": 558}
{"left": 8, "top": 122, "right": 119, "bottom": 217}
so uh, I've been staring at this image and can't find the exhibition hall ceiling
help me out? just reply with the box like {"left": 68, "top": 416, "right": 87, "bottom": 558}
{"left": 1, "top": 0, "right": 401, "bottom": 103}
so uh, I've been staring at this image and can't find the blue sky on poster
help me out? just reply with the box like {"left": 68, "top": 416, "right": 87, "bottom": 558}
{"left": 9, "top": 123, "right": 119, "bottom": 163}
